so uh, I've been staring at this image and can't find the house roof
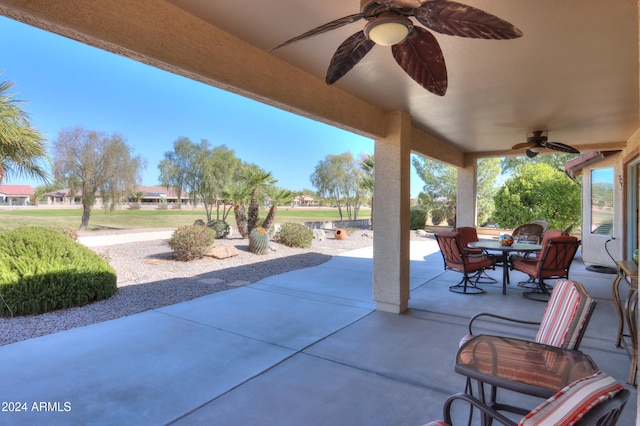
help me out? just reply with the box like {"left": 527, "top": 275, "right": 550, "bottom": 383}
{"left": 136, "top": 186, "right": 188, "bottom": 198}
{"left": 0, "top": 185, "right": 33, "bottom": 196}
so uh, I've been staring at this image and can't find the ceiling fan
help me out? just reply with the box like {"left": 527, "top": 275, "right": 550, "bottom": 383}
{"left": 511, "top": 131, "right": 581, "bottom": 158}
{"left": 269, "top": 0, "right": 522, "bottom": 96}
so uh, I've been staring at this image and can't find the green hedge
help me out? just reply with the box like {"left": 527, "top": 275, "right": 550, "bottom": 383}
{"left": 0, "top": 226, "right": 117, "bottom": 317}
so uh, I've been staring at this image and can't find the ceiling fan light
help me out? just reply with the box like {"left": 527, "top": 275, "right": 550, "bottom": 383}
{"left": 364, "top": 15, "right": 412, "bottom": 46}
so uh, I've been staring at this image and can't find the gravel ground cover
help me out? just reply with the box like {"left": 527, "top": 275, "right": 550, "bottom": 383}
{"left": 0, "top": 228, "right": 428, "bottom": 346}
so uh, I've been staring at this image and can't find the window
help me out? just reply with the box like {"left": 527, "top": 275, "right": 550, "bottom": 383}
{"left": 591, "top": 168, "right": 614, "bottom": 235}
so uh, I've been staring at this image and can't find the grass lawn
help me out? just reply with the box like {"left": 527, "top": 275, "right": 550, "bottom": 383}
{"left": 0, "top": 207, "right": 371, "bottom": 231}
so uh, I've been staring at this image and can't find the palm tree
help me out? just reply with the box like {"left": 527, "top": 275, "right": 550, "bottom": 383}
{"left": 360, "top": 154, "right": 374, "bottom": 228}
{"left": 0, "top": 79, "right": 49, "bottom": 184}
{"left": 261, "top": 188, "right": 294, "bottom": 232}
{"left": 222, "top": 182, "right": 251, "bottom": 238}
{"left": 242, "top": 167, "right": 277, "bottom": 233}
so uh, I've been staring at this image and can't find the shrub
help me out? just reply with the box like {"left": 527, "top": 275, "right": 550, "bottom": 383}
{"left": 410, "top": 208, "right": 427, "bottom": 230}
{"left": 129, "top": 203, "right": 141, "bottom": 210}
{"left": 207, "top": 219, "right": 230, "bottom": 239}
{"left": 48, "top": 226, "right": 79, "bottom": 241}
{"left": 168, "top": 225, "right": 216, "bottom": 261}
{"left": 0, "top": 226, "right": 117, "bottom": 317}
{"left": 274, "top": 223, "right": 313, "bottom": 248}
{"left": 431, "top": 210, "right": 444, "bottom": 226}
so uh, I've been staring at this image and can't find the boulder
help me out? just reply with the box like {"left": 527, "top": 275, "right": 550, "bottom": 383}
{"left": 313, "top": 229, "right": 326, "bottom": 241}
{"left": 206, "top": 244, "right": 239, "bottom": 259}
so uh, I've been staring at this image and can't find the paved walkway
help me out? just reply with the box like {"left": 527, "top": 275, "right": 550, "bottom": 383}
{"left": 0, "top": 237, "right": 636, "bottom": 425}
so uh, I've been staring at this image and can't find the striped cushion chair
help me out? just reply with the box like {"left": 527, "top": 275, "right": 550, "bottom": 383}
{"left": 458, "top": 279, "right": 596, "bottom": 411}
{"left": 427, "top": 372, "right": 629, "bottom": 426}
{"left": 460, "top": 279, "right": 595, "bottom": 350}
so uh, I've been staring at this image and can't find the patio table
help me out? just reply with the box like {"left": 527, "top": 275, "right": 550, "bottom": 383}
{"left": 612, "top": 260, "right": 638, "bottom": 385}
{"left": 455, "top": 334, "right": 598, "bottom": 416}
{"left": 468, "top": 241, "right": 542, "bottom": 294}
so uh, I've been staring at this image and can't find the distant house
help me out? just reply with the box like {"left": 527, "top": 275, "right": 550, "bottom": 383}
{"left": 44, "top": 188, "right": 83, "bottom": 205}
{"left": 0, "top": 185, "right": 33, "bottom": 206}
{"left": 294, "top": 195, "right": 319, "bottom": 207}
{"left": 128, "top": 186, "right": 191, "bottom": 205}
{"left": 43, "top": 185, "right": 194, "bottom": 207}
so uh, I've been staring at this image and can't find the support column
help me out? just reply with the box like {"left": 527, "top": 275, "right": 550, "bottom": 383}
{"left": 372, "top": 111, "right": 411, "bottom": 313}
{"left": 456, "top": 162, "right": 477, "bottom": 227}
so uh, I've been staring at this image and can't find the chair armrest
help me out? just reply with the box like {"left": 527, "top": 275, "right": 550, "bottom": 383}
{"left": 468, "top": 312, "right": 540, "bottom": 336}
{"left": 442, "top": 393, "right": 517, "bottom": 426}
{"left": 462, "top": 248, "right": 493, "bottom": 263}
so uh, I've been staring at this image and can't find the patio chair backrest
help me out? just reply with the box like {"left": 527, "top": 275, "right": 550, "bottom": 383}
{"left": 530, "top": 219, "right": 549, "bottom": 232}
{"left": 541, "top": 229, "right": 564, "bottom": 243}
{"left": 456, "top": 227, "right": 479, "bottom": 244}
{"left": 435, "top": 232, "right": 465, "bottom": 270}
{"left": 538, "top": 236, "right": 580, "bottom": 277}
{"left": 535, "top": 279, "right": 595, "bottom": 350}
{"left": 519, "top": 371, "right": 628, "bottom": 426}
{"left": 512, "top": 223, "right": 544, "bottom": 244}
{"left": 456, "top": 227, "right": 483, "bottom": 255}
{"left": 426, "top": 371, "right": 628, "bottom": 426}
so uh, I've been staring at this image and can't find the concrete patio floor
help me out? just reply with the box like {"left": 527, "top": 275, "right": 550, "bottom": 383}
{"left": 0, "top": 238, "right": 636, "bottom": 425}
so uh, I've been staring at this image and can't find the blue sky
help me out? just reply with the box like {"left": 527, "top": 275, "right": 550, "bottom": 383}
{"left": 1, "top": 17, "right": 425, "bottom": 197}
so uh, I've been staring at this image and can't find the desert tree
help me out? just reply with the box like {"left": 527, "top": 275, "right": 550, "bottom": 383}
{"left": 52, "top": 126, "right": 145, "bottom": 230}
{"left": 500, "top": 153, "right": 578, "bottom": 175}
{"left": 0, "top": 79, "right": 49, "bottom": 184}
{"left": 412, "top": 155, "right": 457, "bottom": 226}
{"left": 159, "top": 138, "right": 242, "bottom": 222}
{"left": 476, "top": 157, "right": 501, "bottom": 226}
{"left": 310, "top": 152, "right": 366, "bottom": 220}
{"left": 493, "top": 162, "right": 580, "bottom": 230}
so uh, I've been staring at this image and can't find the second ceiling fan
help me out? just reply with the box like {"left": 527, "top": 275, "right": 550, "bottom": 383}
{"left": 512, "top": 131, "right": 580, "bottom": 158}
{"left": 270, "top": 0, "right": 522, "bottom": 96}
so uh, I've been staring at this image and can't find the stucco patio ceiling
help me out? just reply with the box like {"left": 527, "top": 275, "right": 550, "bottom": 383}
{"left": 0, "top": 0, "right": 636, "bottom": 159}
{"left": 164, "top": 0, "right": 638, "bottom": 155}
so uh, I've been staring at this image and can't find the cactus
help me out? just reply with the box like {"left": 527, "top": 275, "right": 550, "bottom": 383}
{"left": 207, "top": 219, "right": 230, "bottom": 239}
{"left": 249, "top": 227, "right": 270, "bottom": 255}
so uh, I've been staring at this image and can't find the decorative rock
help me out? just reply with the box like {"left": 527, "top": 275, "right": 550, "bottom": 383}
{"left": 415, "top": 229, "right": 428, "bottom": 237}
{"left": 313, "top": 229, "right": 326, "bottom": 241}
{"left": 206, "top": 245, "right": 239, "bottom": 259}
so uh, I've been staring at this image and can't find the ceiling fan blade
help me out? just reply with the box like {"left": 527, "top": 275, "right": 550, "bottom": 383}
{"left": 547, "top": 142, "right": 580, "bottom": 154}
{"left": 269, "top": 13, "right": 365, "bottom": 52}
{"left": 326, "top": 31, "right": 375, "bottom": 85}
{"left": 526, "top": 148, "right": 540, "bottom": 158}
{"left": 391, "top": 27, "right": 447, "bottom": 96}
{"left": 413, "top": 1, "right": 523, "bottom": 40}
{"left": 511, "top": 142, "right": 535, "bottom": 150}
